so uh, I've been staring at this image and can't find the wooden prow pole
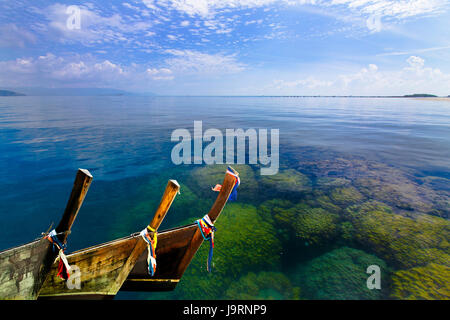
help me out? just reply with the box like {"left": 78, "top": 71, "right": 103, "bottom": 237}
{"left": 147, "top": 179, "right": 180, "bottom": 232}
{"left": 207, "top": 166, "right": 238, "bottom": 223}
{"left": 55, "top": 168, "right": 93, "bottom": 243}
{"left": 110, "top": 179, "right": 180, "bottom": 293}
{"left": 175, "top": 166, "right": 238, "bottom": 277}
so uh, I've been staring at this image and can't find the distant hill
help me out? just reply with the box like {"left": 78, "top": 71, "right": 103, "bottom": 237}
{"left": 3, "top": 87, "right": 155, "bottom": 96}
{"left": 0, "top": 90, "right": 25, "bottom": 96}
{"left": 403, "top": 93, "right": 438, "bottom": 98}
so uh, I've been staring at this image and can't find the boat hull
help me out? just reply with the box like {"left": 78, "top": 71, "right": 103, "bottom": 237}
{"left": 39, "top": 167, "right": 238, "bottom": 299}
{"left": 39, "top": 224, "right": 198, "bottom": 298}
{"left": 39, "top": 235, "right": 141, "bottom": 299}
{"left": 0, "top": 168, "right": 93, "bottom": 300}
{"left": 0, "top": 239, "right": 54, "bottom": 300}
{"left": 39, "top": 179, "right": 181, "bottom": 300}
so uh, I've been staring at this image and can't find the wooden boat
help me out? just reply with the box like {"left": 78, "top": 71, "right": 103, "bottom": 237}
{"left": 38, "top": 179, "right": 180, "bottom": 299}
{"left": 0, "top": 169, "right": 93, "bottom": 300}
{"left": 39, "top": 166, "right": 239, "bottom": 299}
{"left": 121, "top": 166, "right": 239, "bottom": 292}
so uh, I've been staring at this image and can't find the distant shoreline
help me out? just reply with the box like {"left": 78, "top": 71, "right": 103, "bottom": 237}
{"left": 408, "top": 97, "right": 450, "bottom": 101}
{"left": 1, "top": 91, "right": 449, "bottom": 99}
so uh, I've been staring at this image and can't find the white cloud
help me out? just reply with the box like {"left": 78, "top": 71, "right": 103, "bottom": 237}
{"left": 377, "top": 45, "right": 450, "bottom": 56}
{"left": 141, "top": 0, "right": 448, "bottom": 19}
{"left": 339, "top": 63, "right": 380, "bottom": 88}
{"left": 341, "top": 57, "right": 450, "bottom": 95}
{"left": 40, "top": 3, "right": 153, "bottom": 44}
{"left": 0, "top": 50, "right": 245, "bottom": 88}
{"left": 337, "top": 56, "right": 450, "bottom": 94}
{"left": 147, "top": 67, "right": 174, "bottom": 80}
{"left": 267, "top": 56, "right": 450, "bottom": 95}
{"left": 406, "top": 55, "right": 425, "bottom": 69}
{"left": 0, "top": 24, "right": 37, "bottom": 48}
{"left": 122, "top": 2, "right": 141, "bottom": 11}
{"left": 328, "top": 0, "right": 448, "bottom": 19}
{"left": 272, "top": 77, "right": 333, "bottom": 90}
{"left": 324, "top": 0, "right": 449, "bottom": 32}
{"left": 140, "top": 0, "right": 448, "bottom": 33}
{"left": 142, "top": 0, "right": 316, "bottom": 17}
{"left": 142, "top": 0, "right": 158, "bottom": 10}
{"left": 164, "top": 49, "right": 246, "bottom": 75}
{"left": 0, "top": 53, "right": 174, "bottom": 88}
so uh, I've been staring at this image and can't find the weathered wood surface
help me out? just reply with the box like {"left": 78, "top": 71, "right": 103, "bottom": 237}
{"left": 38, "top": 179, "right": 179, "bottom": 299}
{"left": 149, "top": 179, "right": 180, "bottom": 230}
{"left": 39, "top": 224, "right": 196, "bottom": 297}
{"left": 56, "top": 169, "right": 93, "bottom": 243}
{"left": 0, "top": 239, "right": 53, "bottom": 299}
{"left": 122, "top": 224, "right": 198, "bottom": 291}
{"left": 0, "top": 169, "right": 93, "bottom": 300}
{"left": 122, "top": 166, "right": 239, "bottom": 292}
{"left": 39, "top": 236, "right": 139, "bottom": 298}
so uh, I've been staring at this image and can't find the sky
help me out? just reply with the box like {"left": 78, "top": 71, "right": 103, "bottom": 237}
{"left": 0, "top": 0, "right": 449, "bottom": 96}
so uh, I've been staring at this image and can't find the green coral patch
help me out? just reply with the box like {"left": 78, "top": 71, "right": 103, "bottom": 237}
{"left": 224, "top": 272, "right": 301, "bottom": 300}
{"left": 330, "top": 187, "right": 364, "bottom": 207}
{"left": 293, "top": 205, "right": 339, "bottom": 246}
{"left": 176, "top": 203, "right": 282, "bottom": 299}
{"left": 259, "top": 169, "right": 311, "bottom": 194}
{"left": 308, "top": 193, "right": 342, "bottom": 214}
{"left": 316, "top": 177, "right": 352, "bottom": 189}
{"left": 169, "top": 183, "right": 212, "bottom": 222}
{"left": 258, "top": 200, "right": 339, "bottom": 246}
{"left": 345, "top": 201, "right": 450, "bottom": 269}
{"left": 295, "top": 247, "right": 388, "bottom": 300}
{"left": 390, "top": 263, "right": 450, "bottom": 300}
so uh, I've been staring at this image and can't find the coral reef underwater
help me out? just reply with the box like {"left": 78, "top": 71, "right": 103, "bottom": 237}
{"left": 294, "top": 247, "right": 389, "bottom": 300}
{"left": 117, "top": 149, "right": 449, "bottom": 300}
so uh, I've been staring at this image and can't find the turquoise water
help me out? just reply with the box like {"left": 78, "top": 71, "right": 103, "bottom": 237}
{"left": 0, "top": 96, "right": 449, "bottom": 299}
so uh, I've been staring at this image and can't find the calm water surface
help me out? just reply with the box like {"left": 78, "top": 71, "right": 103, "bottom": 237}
{"left": 0, "top": 96, "right": 449, "bottom": 299}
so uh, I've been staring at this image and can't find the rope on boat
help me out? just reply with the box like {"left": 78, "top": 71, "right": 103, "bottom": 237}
{"left": 141, "top": 226, "right": 158, "bottom": 276}
{"left": 45, "top": 229, "right": 71, "bottom": 280}
{"left": 196, "top": 214, "right": 216, "bottom": 273}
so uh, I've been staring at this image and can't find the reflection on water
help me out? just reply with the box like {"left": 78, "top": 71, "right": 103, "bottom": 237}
{"left": 0, "top": 96, "right": 449, "bottom": 299}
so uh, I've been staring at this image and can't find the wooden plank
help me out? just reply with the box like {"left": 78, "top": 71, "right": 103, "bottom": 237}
{"left": 0, "top": 169, "right": 93, "bottom": 300}
{"left": 0, "top": 240, "right": 52, "bottom": 299}
{"left": 39, "top": 237, "right": 139, "bottom": 297}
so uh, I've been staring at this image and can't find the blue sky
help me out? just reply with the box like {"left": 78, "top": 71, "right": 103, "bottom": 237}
{"left": 0, "top": 0, "right": 449, "bottom": 95}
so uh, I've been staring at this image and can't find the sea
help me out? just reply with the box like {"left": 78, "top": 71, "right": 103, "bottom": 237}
{"left": 0, "top": 96, "right": 449, "bottom": 299}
